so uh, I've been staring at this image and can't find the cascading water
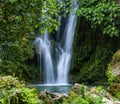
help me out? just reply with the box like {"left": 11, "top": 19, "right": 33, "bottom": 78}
{"left": 34, "top": 1, "right": 78, "bottom": 85}
{"left": 34, "top": 30, "right": 55, "bottom": 84}
{"left": 56, "top": 8, "right": 77, "bottom": 84}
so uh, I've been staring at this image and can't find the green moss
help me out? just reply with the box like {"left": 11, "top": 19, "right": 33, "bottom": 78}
{"left": 0, "top": 37, "right": 39, "bottom": 82}
{"left": 108, "top": 83, "right": 120, "bottom": 100}
{"left": 115, "top": 92, "right": 120, "bottom": 100}
{"left": 71, "top": 16, "right": 120, "bottom": 83}
{"left": 112, "top": 50, "right": 120, "bottom": 65}
{"left": 63, "top": 84, "right": 103, "bottom": 104}
{"left": 106, "top": 50, "right": 120, "bottom": 83}
{"left": 106, "top": 64, "right": 117, "bottom": 83}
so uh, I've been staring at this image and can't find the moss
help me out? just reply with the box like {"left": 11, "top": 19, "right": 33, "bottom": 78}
{"left": 112, "top": 49, "right": 120, "bottom": 65}
{"left": 106, "top": 50, "right": 120, "bottom": 83}
{"left": 63, "top": 84, "right": 104, "bottom": 104}
{"left": 0, "top": 35, "right": 39, "bottom": 82}
{"left": 108, "top": 83, "right": 120, "bottom": 100}
{"left": 71, "top": 17, "right": 120, "bottom": 83}
{"left": 115, "top": 92, "right": 120, "bottom": 100}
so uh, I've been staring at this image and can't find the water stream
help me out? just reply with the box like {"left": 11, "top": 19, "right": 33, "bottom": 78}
{"left": 33, "top": 1, "right": 78, "bottom": 93}
{"left": 56, "top": 9, "right": 77, "bottom": 84}
{"left": 34, "top": 31, "right": 55, "bottom": 84}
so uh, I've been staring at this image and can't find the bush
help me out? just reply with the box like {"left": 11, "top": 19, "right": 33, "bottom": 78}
{"left": 62, "top": 84, "right": 103, "bottom": 104}
{"left": 0, "top": 76, "right": 43, "bottom": 104}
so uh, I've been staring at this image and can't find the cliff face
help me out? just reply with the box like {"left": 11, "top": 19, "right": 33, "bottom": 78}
{"left": 70, "top": 17, "right": 120, "bottom": 84}
{"left": 116, "top": 0, "right": 120, "bottom": 4}
{"left": 107, "top": 49, "right": 120, "bottom": 83}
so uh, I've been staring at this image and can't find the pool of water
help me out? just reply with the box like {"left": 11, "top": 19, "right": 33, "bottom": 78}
{"left": 34, "top": 84, "right": 72, "bottom": 94}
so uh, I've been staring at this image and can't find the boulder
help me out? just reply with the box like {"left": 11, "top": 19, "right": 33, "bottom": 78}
{"left": 108, "top": 83, "right": 120, "bottom": 95}
{"left": 70, "top": 83, "right": 88, "bottom": 94}
{"left": 107, "top": 49, "right": 120, "bottom": 83}
{"left": 39, "top": 90, "right": 68, "bottom": 101}
{"left": 110, "top": 83, "right": 120, "bottom": 92}
{"left": 70, "top": 83, "right": 120, "bottom": 103}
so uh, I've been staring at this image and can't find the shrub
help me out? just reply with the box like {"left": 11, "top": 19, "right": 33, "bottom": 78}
{"left": 0, "top": 76, "right": 43, "bottom": 104}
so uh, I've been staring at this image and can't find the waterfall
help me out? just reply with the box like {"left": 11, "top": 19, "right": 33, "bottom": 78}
{"left": 56, "top": 11, "right": 77, "bottom": 84}
{"left": 34, "top": 1, "right": 77, "bottom": 85}
{"left": 34, "top": 31, "right": 55, "bottom": 84}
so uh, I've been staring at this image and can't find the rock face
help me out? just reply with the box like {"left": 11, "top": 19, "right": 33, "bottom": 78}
{"left": 106, "top": 50, "right": 120, "bottom": 100}
{"left": 71, "top": 17, "right": 120, "bottom": 84}
{"left": 107, "top": 49, "right": 120, "bottom": 83}
{"left": 116, "top": 0, "right": 120, "bottom": 4}
{"left": 70, "top": 83, "right": 120, "bottom": 104}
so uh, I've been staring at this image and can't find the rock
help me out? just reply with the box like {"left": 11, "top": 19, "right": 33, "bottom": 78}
{"left": 107, "top": 49, "right": 120, "bottom": 83}
{"left": 116, "top": 0, "right": 120, "bottom": 4}
{"left": 38, "top": 84, "right": 120, "bottom": 104}
{"left": 111, "top": 50, "right": 120, "bottom": 65}
{"left": 102, "top": 97, "right": 120, "bottom": 104}
{"left": 50, "top": 92, "right": 68, "bottom": 100}
{"left": 39, "top": 90, "right": 48, "bottom": 98}
{"left": 109, "top": 83, "right": 120, "bottom": 95}
{"left": 71, "top": 83, "right": 82, "bottom": 90}
{"left": 39, "top": 90, "right": 68, "bottom": 101}
{"left": 70, "top": 83, "right": 88, "bottom": 94}
{"left": 70, "top": 84, "right": 120, "bottom": 104}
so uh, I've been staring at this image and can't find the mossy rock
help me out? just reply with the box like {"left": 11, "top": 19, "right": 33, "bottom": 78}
{"left": 108, "top": 83, "right": 120, "bottom": 100}
{"left": 65, "top": 83, "right": 120, "bottom": 104}
{"left": 111, "top": 49, "right": 120, "bottom": 65}
{"left": 107, "top": 49, "right": 120, "bottom": 83}
{"left": 109, "top": 83, "right": 120, "bottom": 94}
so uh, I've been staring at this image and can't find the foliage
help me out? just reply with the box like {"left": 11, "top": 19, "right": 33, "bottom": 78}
{"left": 57, "top": 0, "right": 72, "bottom": 15}
{"left": 0, "top": 76, "right": 43, "bottom": 104}
{"left": 108, "top": 83, "right": 120, "bottom": 101}
{"left": 115, "top": 92, "right": 120, "bottom": 100}
{"left": 0, "top": 0, "right": 60, "bottom": 34}
{"left": 76, "top": 0, "right": 120, "bottom": 37}
{"left": 0, "top": 36, "right": 38, "bottom": 81}
{"left": 62, "top": 84, "right": 103, "bottom": 104}
{"left": 106, "top": 50, "right": 120, "bottom": 83}
{"left": 0, "top": 0, "right": 61, "bottom": 81}
{"left": 71, "top": 1, "right": 120, "bottom": 82}
{"left": 106, "top": 64, "right": 116, "bottom": 83}
{"left": 72, "top": 37, "right": 113, "bottom": 83}
{"left": 0, "top": 0, "right": 75, "bottom": 82}
{"left": 38, "top": 0, "right": 60, "bottom": 33}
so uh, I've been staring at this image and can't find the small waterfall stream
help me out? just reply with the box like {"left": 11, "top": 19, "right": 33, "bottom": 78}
{"left": 34, "top": 1, "right": 78, "bottom": 86}
{"left": 33, "top": 31, "right": 55, "bottom": 84}
{"left": 56, "top": 11, "right": 77, "bottom": 84}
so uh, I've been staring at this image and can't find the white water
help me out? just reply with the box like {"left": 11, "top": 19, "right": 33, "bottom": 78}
{"left": 34, "top": 1, "right": 77, "bottom": 84}
{"left": 34, "top": 31, "right": 55, "bottom": 84}
{"left": 56, "top": 2, "right": 78, "bottom": 84}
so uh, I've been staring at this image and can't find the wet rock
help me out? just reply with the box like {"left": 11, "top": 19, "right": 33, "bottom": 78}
{"left": 39, "top": 90, "right": 68, "bottom": 100}
{"left": 38, "top": 84, "right": 120, "bottom": 103}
